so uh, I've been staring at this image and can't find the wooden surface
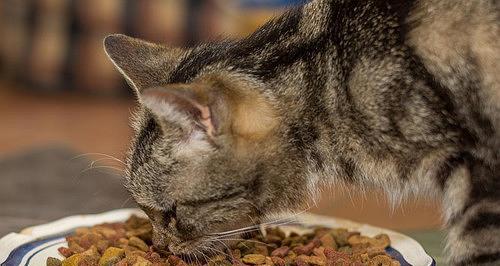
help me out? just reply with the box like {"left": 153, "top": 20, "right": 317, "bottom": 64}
{"left": 0, "top": 81, "right": 444, "bottom": 231}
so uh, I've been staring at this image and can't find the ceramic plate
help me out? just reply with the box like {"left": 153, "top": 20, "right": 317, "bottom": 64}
{"left": 0, "top": 209, "right": 435, "bottom": 266}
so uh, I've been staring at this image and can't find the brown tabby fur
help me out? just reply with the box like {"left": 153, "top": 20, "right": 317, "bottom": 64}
{"left": 104, "top": 0, "right": 500, "bottom": 265}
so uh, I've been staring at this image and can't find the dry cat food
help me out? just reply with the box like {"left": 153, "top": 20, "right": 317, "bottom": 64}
{"left": 47, "top": 215, "right": 400, "bottom": 266}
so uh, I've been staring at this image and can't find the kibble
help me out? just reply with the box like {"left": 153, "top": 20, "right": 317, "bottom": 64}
{"left": 98, "top": 247, "right": 125, "bottom": 266}
{"left": 50, "top": 215, "right": 400, "bottom": 265}
{"left": 242, "top": 254, "right": 266, "bottom": 264}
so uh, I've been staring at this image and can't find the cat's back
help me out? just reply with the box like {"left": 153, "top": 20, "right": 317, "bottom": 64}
{"left": 408, "top": 0, "right": 500, "bottom": 145}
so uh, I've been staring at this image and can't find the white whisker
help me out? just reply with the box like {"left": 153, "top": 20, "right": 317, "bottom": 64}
{"left": 71, "top": 153, "right": 125, "bottom": 165}
{"left": 80, "top": 165, "right": 125, "bottom": 175}
{"left": 208, "top": 227, "right": 263, "bottom": 238}
{"left": 120, "top": 196, "right": 133, "bottom": 208}
{"left": 197, "top": 247, "right": 211, "bottom": 264}
{"left": 205, "top": 245, "right": 227, "bottom": 257}
{"left": 213, "top": 238, "right": 234, "bottom": 259}
{"left": 209, "top": 206, "right": 310, "bottom": 240}
{"left": 193, "top": 248, "right": 202, "bottom": 266}
{"left": 210, "top": 238, "right": 275, "bottom": 248}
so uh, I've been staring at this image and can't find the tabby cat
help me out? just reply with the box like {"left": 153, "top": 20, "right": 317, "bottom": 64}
{"left": 104, "top": 0, "right": 500, "bottom": 265}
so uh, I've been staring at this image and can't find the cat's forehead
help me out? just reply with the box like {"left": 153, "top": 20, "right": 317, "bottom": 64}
{"left": 127, "top": 110, "right": 193, "bottom": 207}
{"left": 167, "top": 41, "right": 234, "bottom": 84}
{"left": 129, "top": 115, "right": 162, "bottom": 164}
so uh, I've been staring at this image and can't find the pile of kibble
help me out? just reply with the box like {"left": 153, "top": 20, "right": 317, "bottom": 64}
{"left": 46, "top": 215, "right": 400, "bottom": 266}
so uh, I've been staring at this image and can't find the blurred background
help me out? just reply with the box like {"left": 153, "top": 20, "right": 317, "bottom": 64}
{"left": 0, "top": 0, "right": 444, "bottom": 262}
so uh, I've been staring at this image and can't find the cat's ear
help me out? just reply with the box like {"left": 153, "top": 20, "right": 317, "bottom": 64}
{"left": 141, "top": 81, "right": 278, "bottom": 144}
{"left": 103, "top": 34, "right": 184, "bottom": 94}
{"left": 141, "top": 85, "right": 225, "bottom": 139}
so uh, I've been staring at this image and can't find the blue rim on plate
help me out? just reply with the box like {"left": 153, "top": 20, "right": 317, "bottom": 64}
{"left": 2, "top": 235, "right": 66, "bottom": 266}
{"left": 0, "top": 209, "right": 436, "bottom": 266}
{"left": 1, "top": 235, "right": 436, "bottom": 266}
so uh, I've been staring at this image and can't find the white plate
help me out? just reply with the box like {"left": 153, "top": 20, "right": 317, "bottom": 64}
{"left": 0, "top": 209, "right": 435, "bottom": 266}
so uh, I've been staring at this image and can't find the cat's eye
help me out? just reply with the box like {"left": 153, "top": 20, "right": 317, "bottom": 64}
{"left": 138, "top": 204, "right": 174, "bottom": 225}
{"left": 162, "top": 202, "right": 177, "bottom": 224}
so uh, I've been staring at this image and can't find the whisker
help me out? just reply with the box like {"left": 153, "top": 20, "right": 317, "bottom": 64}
{"left": 71, "top": 153, "right": 126, "bottom": 165}
{"left": 261, "top": 207, "right": 311, "bottom": 225}
{"left": 196, "top": 247, "right": 210, "bottom": 264}
{"left": 74, "top": 165, "right": 126, "bottom": 183}
{"left": 209, "top": 206, "right": 311, "bottom": 241}
{"left": 208, "top": 224, "right": 261, "bottom": 236}
{"left": 204, "top": 239, "right": 237, "bottom": 264}
{"left": 80, "top": 165, "right": 125, "bottom": 175}
{"left": 209, "top": 217, "right": 298, "bottom": 238}
{"left": 193, "top": 248, "right": 202, "bottom": 266}
{"left": 209, "top": 227, "right": 263, "bottom": 238}
{"left": 120, "top": 196, "right": 133, "bottom": 208}
{"left": 211, "top": 238, "right": 276, "bottom": 248}
{"left": 205, "top": 245, "right": 228, "bottom": 257}
{"left": 189, "top": 254, "right": 195, "bottom": 265}
{"left": 204, "top": 241, "right": 234, "bottom": 265}
{"left": 202, "top": 238, "right": 238, "bottom": 253}
{"left": 213, "top": 238, "right": 233, "bottom": 256}
{"left": 88, "top": 157, "right": 125, "bottom": 169}
{"left": 200, "top": 244, "right": 217, "bottom": 265}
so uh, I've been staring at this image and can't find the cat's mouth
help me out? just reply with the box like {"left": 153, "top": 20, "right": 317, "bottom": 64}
{"left": 159, "top": 225, "right": 259, "bottom": 259}
{"left": 152, "top": 213, "right": 262, "bottom": 258}
{"left": 164, "top": 235, "right": 240, "bottom": 260}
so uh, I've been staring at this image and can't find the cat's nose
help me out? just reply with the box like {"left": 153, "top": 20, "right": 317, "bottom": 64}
{"left": 152, "top": 227, "right": 169, "bottom": 252}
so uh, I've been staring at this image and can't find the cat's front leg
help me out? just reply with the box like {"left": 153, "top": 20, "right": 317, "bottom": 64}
{"left": 443, "top": 157, "right": 500, "bottom": 266}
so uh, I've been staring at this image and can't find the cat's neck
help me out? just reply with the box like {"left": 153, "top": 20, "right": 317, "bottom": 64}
{"left": 248, "top": 0, "right": 462, "bottom": 196}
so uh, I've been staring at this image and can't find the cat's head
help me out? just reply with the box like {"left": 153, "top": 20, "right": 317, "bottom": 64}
{"left": 104, "top": 34, "right": 309, "bottom": 255}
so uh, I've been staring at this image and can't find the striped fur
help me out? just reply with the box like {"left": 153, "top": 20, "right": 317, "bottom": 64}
{"left": 104, "top": 0, "right": 500, "bottom": 263}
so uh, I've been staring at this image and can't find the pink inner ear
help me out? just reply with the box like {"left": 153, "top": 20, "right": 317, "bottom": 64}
{"left": 188, "top": 101, "right": 216, "bottom": 138}
{"left": 142, "top": 87, "right": 216, "bottom": 138}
